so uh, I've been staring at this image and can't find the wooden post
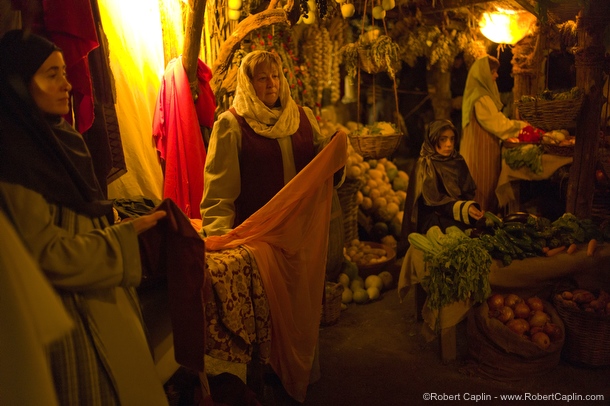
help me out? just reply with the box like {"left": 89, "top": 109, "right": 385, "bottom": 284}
{"left": 512, "top": 26, "right": 548, "bottom": 118}
{"left": 182, "top": 0, "right": 207, "bottom": 101}
{"left": 427, "top": 67, "right": 451, "bottom": 120}
{"left": 158, "top": 0, "right": 183, "bottom": 68}
{"left": 566, "top": 2, "right": 610, "bottom": 217}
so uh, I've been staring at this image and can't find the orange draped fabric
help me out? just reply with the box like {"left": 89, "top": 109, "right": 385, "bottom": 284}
{"left": 205, "top": 132, "right": 347, "bottom": 402}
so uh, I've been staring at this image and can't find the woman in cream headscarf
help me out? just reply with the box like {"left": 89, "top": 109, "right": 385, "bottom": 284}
{"left": 200, "top": 50, "right": 329, "bottom": 236}
{"left": 460, "top": 55, "right": 528, "bottom": 213}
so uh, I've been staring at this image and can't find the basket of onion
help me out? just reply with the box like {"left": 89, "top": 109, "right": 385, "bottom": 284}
{"left": 467, "top": 292, "right": 565, "bottom": 381}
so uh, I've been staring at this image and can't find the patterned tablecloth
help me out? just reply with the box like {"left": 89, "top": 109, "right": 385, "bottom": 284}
{"left": 203, "top": 246, "right": 271, "bottom": 365}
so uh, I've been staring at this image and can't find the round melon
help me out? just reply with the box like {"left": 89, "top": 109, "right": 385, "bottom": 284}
{"left": 352, "top": 288, "right": 369, "bottom": 304}
{"left": 367, "top": 286, "right": 380, "bottom": 300}
{"left": 337, "top": 273, "right": 350, "bottom": 287}
{"left": 341, "top": 287, "right": 353, "bottom": 304}
{"left": 365, "top": 275, "right": 384, "bottom": 291}
{"left": 343, "top": 260, "right": 359, "bottom": 281}
{"left": 350, "top": 277, "right": 364, "bottom": 292}
{"left": 378, "top": 271, "right": 394, "bottom": 290}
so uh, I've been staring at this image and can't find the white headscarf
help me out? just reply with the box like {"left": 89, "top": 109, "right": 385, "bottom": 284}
{"left": 232, "top": 50, "right": 300, "bottom": 139}
{"left": 462, "top": 55, "right": 504, "bottom": 128}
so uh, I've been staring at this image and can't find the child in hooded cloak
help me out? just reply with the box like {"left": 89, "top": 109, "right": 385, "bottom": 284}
{"left": 398, "top": 120, "right": 484, "bottom": 255}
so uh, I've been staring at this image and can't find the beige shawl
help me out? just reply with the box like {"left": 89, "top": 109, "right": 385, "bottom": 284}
{"left": 232, "top": 52, "right": 300, "bottom": 139}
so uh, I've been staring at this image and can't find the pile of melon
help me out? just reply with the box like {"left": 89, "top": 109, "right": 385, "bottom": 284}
{"left": 345, "top": 142, "right": 408, "bottom": 247}
{"left": 336, "top": 259, "right": 394, "bottom": 306}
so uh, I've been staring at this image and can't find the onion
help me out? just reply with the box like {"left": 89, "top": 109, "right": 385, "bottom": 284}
{"left": 513, "top": 302, "right": 531, "bottom": 319}
{"left": 487, "top": 293, "right": 505, "bottom": 311}
{"left": 506, "top": 319, "right": 528, "bottom": 335}
{"left": 504, "top": 293, "right": 523, "bottom": 308}
{"left": 543, "top": 322, "right": 562, "bottom": 341}
{"left": 497, "top": 305, "right": 514, "bottom": 323}
{"left": 531, "top": 332, "right": 551, "bottom": 350}
{"left": 528, "top": 310, "right": 550, "bottom": 327}
{"left": 526, "top": 296, "right": 544, "bottom": 312}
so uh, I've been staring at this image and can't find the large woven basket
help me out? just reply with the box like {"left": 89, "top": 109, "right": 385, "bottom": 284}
{"left": 542, "top": 143, "right": 574, "bottom": 157}
{"left": 348, "top": 133, "right": 403, "bottom": 160}
{"left": 553, "top": 294, "right": 610, "bottom": 367}
{"left": 337, "top": 178, "right": 363, "bottom": 243}
{"left": 356, "top": 241, "right": 396, "bottom": 278}
{"left": 321, "top": 282, "right": 344, "bottom": 326}
{"left": 516, "top": 95, "right": 584, "bottom": 131}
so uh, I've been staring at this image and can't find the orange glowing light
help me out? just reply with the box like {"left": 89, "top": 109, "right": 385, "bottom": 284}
{"left": 479, "top": 8, "right": 536, "bottom": 45}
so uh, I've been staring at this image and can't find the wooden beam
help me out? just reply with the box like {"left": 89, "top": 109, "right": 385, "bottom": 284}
{"left": 182, "top": 0, "right": 207, "bottom": 100}
{"left": 420, "top": 0, "right": 489, "bottom": 14}
{"left": 566, "top": 1, "right": 610, "bottom": 217}
{"left": 513, "top": 0, "right": 538, "bottom": 19}
{"left": 158, "top": 0, "right": 182, "bottom": 68}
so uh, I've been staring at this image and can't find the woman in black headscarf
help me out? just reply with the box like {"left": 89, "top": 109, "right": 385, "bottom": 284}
{"left": 0, "top": 30, "right": 168, "bottom": 405}
{"left": 398, "top": 119, "right": 484, "bottom": 255}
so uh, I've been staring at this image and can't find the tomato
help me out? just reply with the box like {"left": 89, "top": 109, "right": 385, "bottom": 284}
{"left": 595, "top": 169, "right": 606, "bottom": 182}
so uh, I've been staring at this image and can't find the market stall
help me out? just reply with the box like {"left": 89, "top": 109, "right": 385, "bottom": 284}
{"left": 496, "top": 149, "right": 573, "bottom": 212}
{"left": 398, "top": 242, "right": 610, "bottom": 362}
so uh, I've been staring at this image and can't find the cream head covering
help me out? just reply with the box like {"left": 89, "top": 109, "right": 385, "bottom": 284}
{"left": 232, "top": 50, "right": 300, "bottom": 139}
{"left": 461, "top": 55, "right": 504, "bottom": 128}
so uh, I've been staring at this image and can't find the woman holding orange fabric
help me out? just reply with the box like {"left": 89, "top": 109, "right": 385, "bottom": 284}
{"left": 460, "top": 55, "right": 528, "bottom": 213}
{"left": 199, "top": 50, "right": 333, "bottom": 237}
{"left": 200, "top": 50, "right": 347, "bottom": 403}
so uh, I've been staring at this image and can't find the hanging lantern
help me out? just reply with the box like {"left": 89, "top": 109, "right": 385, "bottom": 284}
{"left": 479, "top": 8, "right": 536, "bottom": 45}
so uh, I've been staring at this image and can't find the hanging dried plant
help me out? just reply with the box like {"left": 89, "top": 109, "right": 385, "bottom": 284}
{"left": 369, "top": 35, "right": 401, "bottom": 78}
{"left": 339, "top": 35, "right": 401, "bottom": 79}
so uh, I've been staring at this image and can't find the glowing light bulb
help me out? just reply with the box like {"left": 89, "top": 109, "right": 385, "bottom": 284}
{"left": 479, "top": 8, "right": 536, "bottom": 45}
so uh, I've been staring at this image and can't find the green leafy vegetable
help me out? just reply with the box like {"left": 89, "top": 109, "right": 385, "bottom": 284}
{"left": 413, "top": 227, "right": 492, "bottom": 313}
{"left": 502, "top": 144, "right": 544, "bottom": 174}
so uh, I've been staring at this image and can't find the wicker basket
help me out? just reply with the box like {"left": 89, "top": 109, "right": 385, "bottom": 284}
{"left": 348, "top": 133, "right": 403, "bottom": 160}
{"left": 542, "top": 143, "right": 574, "bottom": 157}
{"left": 516, "top": 95, "right": 584, "bottom": 131}
{"left": 502, "top": 141, "right": 538, "bottom": 149}
{"left": 321, "top": 282, "right": 344, "bottom": 326}
{"left": 337, "top": 178, "right": 363, "bottom": 243}
{"left": 553, "top": 294, "right": 610, "bottom": 367}
{"left": 356, "top": 241, "right": 396, "bottom": 278}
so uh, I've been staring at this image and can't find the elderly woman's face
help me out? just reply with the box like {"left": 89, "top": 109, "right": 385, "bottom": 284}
{"left": 29, "top": 51, "right": 72, "bottom": 116}
{"left": 251, "top": 61, "right": 280, "bottom": 108}
{"left": 435, "top": 128, "right": 455, "bottom": 156}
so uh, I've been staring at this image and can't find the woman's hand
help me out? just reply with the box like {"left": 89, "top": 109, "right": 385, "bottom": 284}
{"left": 130, "top": 211, "right": 167, "bottom": 234}
{"left": 469, "top": 206, "right": 484, "bottom": 221}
